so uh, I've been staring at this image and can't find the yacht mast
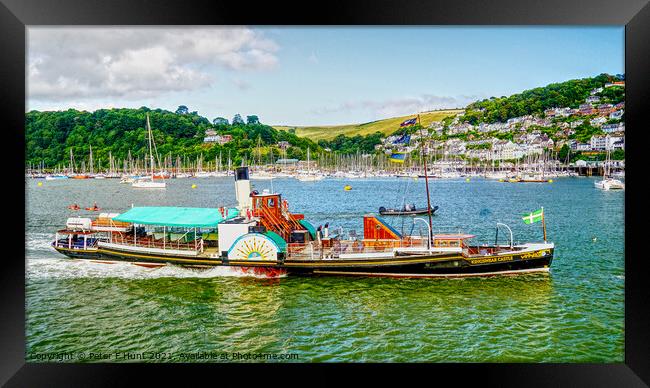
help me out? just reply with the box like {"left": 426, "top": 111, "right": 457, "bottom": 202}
{"left": 146, "top": 114, "right": 154, "bottom": 180}
{"left": 417, "top": 114, "right": 433, "bottom": 237}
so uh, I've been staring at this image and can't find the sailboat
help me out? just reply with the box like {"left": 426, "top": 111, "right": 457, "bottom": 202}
{"left": 296, "top": 147, "right": 324, "bottom": 182}
{"left": 380, "top": 115, "right": 438, "bottom": 216}
{"left": 594, "top": 147, "right": 624, "bottom": 190}
{"left": 133, "top": 114, "right": 166, "bottom": 189}
{"left": 69, "top": 149, "right": 90, "bottom": 179}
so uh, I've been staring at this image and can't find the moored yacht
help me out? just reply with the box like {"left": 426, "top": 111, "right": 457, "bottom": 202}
{"left": 132, "top": 114, "right": 166, "bottom": 189}
{"left": 595, "top": 149, "right": 624, "bottom": 190}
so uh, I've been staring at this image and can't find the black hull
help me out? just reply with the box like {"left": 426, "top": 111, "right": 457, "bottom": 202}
{"left": 290, "top": 256, "right": 552, "bottom": 278}
{"left": 52, "top": 244, "right": 553, "bottom": 278}
{"left": 379, "top": 206, "right": 438, "bottom": 216}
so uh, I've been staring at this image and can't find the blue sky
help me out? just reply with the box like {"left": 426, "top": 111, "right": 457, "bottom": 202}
{"left": 28, "top": 26, "right": 624, "bottom": 126}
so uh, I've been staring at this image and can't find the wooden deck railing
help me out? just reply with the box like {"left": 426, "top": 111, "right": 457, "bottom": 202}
{"left": 285, "top": 238, "right": 429, "bottom": 261}
{"left": 108, "top": 234, "right": 203, "bottom": 252}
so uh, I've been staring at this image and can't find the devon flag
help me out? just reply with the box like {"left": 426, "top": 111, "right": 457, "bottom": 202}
{"left": 389, "top": 151, "right": 407, "bottom": 163}
{"left": 522, "top": 208, "right": 544, "bottom": 224}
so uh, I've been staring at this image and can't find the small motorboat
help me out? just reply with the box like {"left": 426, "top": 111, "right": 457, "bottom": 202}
{"left": 379, "top": 205, "right": 438, "bottom": 216}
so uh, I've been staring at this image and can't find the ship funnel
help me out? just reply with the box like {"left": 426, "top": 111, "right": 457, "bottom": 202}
{"left": 234, "top": 166, "right": 252, "bottom": 211}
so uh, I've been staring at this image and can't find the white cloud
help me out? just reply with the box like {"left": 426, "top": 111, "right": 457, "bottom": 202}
{"left": 27, "top": 27, "right": 279, "bottom": 102}
{"left": 312, "top": 94, "right": 480, "bottom": 118}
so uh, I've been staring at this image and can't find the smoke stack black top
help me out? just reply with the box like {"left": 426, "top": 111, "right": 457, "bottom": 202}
{"left": 235, "top": 166, "right": 249, "bottom": 181}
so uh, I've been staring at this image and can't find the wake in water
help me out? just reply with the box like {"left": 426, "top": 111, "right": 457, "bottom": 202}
{"left": 26, "top": 231, "right": 286, "bottom": 280}
{"left": 26, "top": 258, "right": 287, "bottom": 280}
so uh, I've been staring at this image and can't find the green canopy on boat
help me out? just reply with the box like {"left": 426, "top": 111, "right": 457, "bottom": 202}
{"left": 264, "top": 230, "right": 287, "bottom": 252}
{"left": 113, "top": 207, "right": 239, "bottom": 228}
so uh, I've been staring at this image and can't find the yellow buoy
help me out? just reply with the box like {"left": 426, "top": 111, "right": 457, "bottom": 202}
{"left": 548, "top": 179, "right": 553, "bottom": 183}
{"left": 191, "top": 184, "right": 197, "bottom": 189}
{"left": 498, "top": 179, "right": 504, "bottom": 182}
{"left": 344, "top": 185, "right": 352, "bottom": 191}
{"left": 465, "top": 178, "right": 470, "bottom": 182}
{"left": 37, "top": 182, "right": 43, "bottom": 186}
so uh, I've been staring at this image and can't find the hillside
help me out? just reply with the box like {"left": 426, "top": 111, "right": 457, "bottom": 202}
{"left": 463, "top": 73, "right": 624, "bottom": 124}
{"left": 274, "top": 109, "right": 462, "bottom": 141}
{"left": 25, "top": 107, "right": 320, "bottom": 168}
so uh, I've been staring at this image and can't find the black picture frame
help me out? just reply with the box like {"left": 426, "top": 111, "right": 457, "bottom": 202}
{"left": 2, "top": 0, "right": 648, "bottom": 385}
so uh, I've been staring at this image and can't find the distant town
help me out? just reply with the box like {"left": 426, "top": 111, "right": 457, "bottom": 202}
{"left": 200, "top": 82, "right": 624, "bottom": 170}
{"left": 377, "top": 81, "right": 624, "bottom": 166}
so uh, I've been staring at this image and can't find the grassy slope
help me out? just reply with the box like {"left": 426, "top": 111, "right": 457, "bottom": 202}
{"left": 274, "top": 109, "right": 463, "bottom": 141}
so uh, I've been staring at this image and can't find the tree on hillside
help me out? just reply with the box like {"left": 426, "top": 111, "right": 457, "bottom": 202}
{"left": 25, "top": 108, "right": 322, "bottom": 169}
{"left": 463, "top": 74, "right": 616, "bottom": 124}
{"left": 232, "top": 114, "right": 244, "bottom": 125}
{"left": 175, "top": 105, "right": 189, "bottom": 115}
{"left": 558, "top": 144, "right": 570, "bottom": 161}
{"left": 246, "top": 115, "right": 260, "bottom": 125}
{"left": 213, "top": 117, "right": 229, "bottom": 126}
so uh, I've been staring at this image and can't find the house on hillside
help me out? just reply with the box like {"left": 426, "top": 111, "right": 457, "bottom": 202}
{"left": 544, "top": 108, "right": 557, "bottom": 118}
{"left": 590, "top": 135, "right": 607, "bottom": 151}
{"left": 597, "top": 104, "right": 614, "bottom": 115}
{"left": 586, "top": 95, "right": 601, "bottom": 104}
{"left": 607, "top": 136, "right": 625, "bottom": 150}
{"left": 609, "top": 110, "right": 624, "bottom": 120}
{"left": 578, "top": 103, "right": 596, "bottom": 115}
{"left": 590, "top": 117, "right": 607, "bottom": 127}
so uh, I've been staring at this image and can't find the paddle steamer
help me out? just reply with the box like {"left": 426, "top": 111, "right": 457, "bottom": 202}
{"left": 52, "top": 167, "right": 554, "bottom": 278}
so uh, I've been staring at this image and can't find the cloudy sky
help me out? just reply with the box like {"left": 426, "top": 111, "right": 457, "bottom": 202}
{"left": 27, "top": 26, "right": 624, "bottom": 126}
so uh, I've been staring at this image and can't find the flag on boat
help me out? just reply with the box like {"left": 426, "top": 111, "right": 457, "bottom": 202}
{"left": 389, "top": 152, "right": 407, "bottom": 163}
{"left": 522, "top": 208, "right": 544, "bottom": 224}
{"left": 400, "top": 117, "right": 417, "bottom": 127}
{"left": 393, "top": 134, "right": 411, "bottom": 144}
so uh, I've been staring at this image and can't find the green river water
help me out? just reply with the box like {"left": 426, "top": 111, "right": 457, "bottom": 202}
{"left": 25, "top": 176, "right": 624, "bottom": 362}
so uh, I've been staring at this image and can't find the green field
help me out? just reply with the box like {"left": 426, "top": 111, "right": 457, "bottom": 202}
{"left": 274, "top": 109, "right": 463, "bottom": 141}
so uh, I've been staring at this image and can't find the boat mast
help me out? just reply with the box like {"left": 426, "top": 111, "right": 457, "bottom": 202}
{"left": 417, "top": 114, "right": 433, "bottom": 237}
{"left": 89, "top": 145, "right": 94, "bottom": 175}
{"left": 146, "top": 114, "right": 154, "bottom": 180}
{"left": 69, "top": 149, "right": 74, "bottom": 174}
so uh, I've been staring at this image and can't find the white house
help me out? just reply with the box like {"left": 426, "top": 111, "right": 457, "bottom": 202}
{"left": 607, "top": 136, "right": 625, "bottom": 150}
{"left": 609, "top": 110, "right": 624, "bottom": 120}
{"left": 590, "top": 135, "right": 607, "bottom": 151}
{"left": 586, "top": 95, "right": 601, "bottom": 103}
